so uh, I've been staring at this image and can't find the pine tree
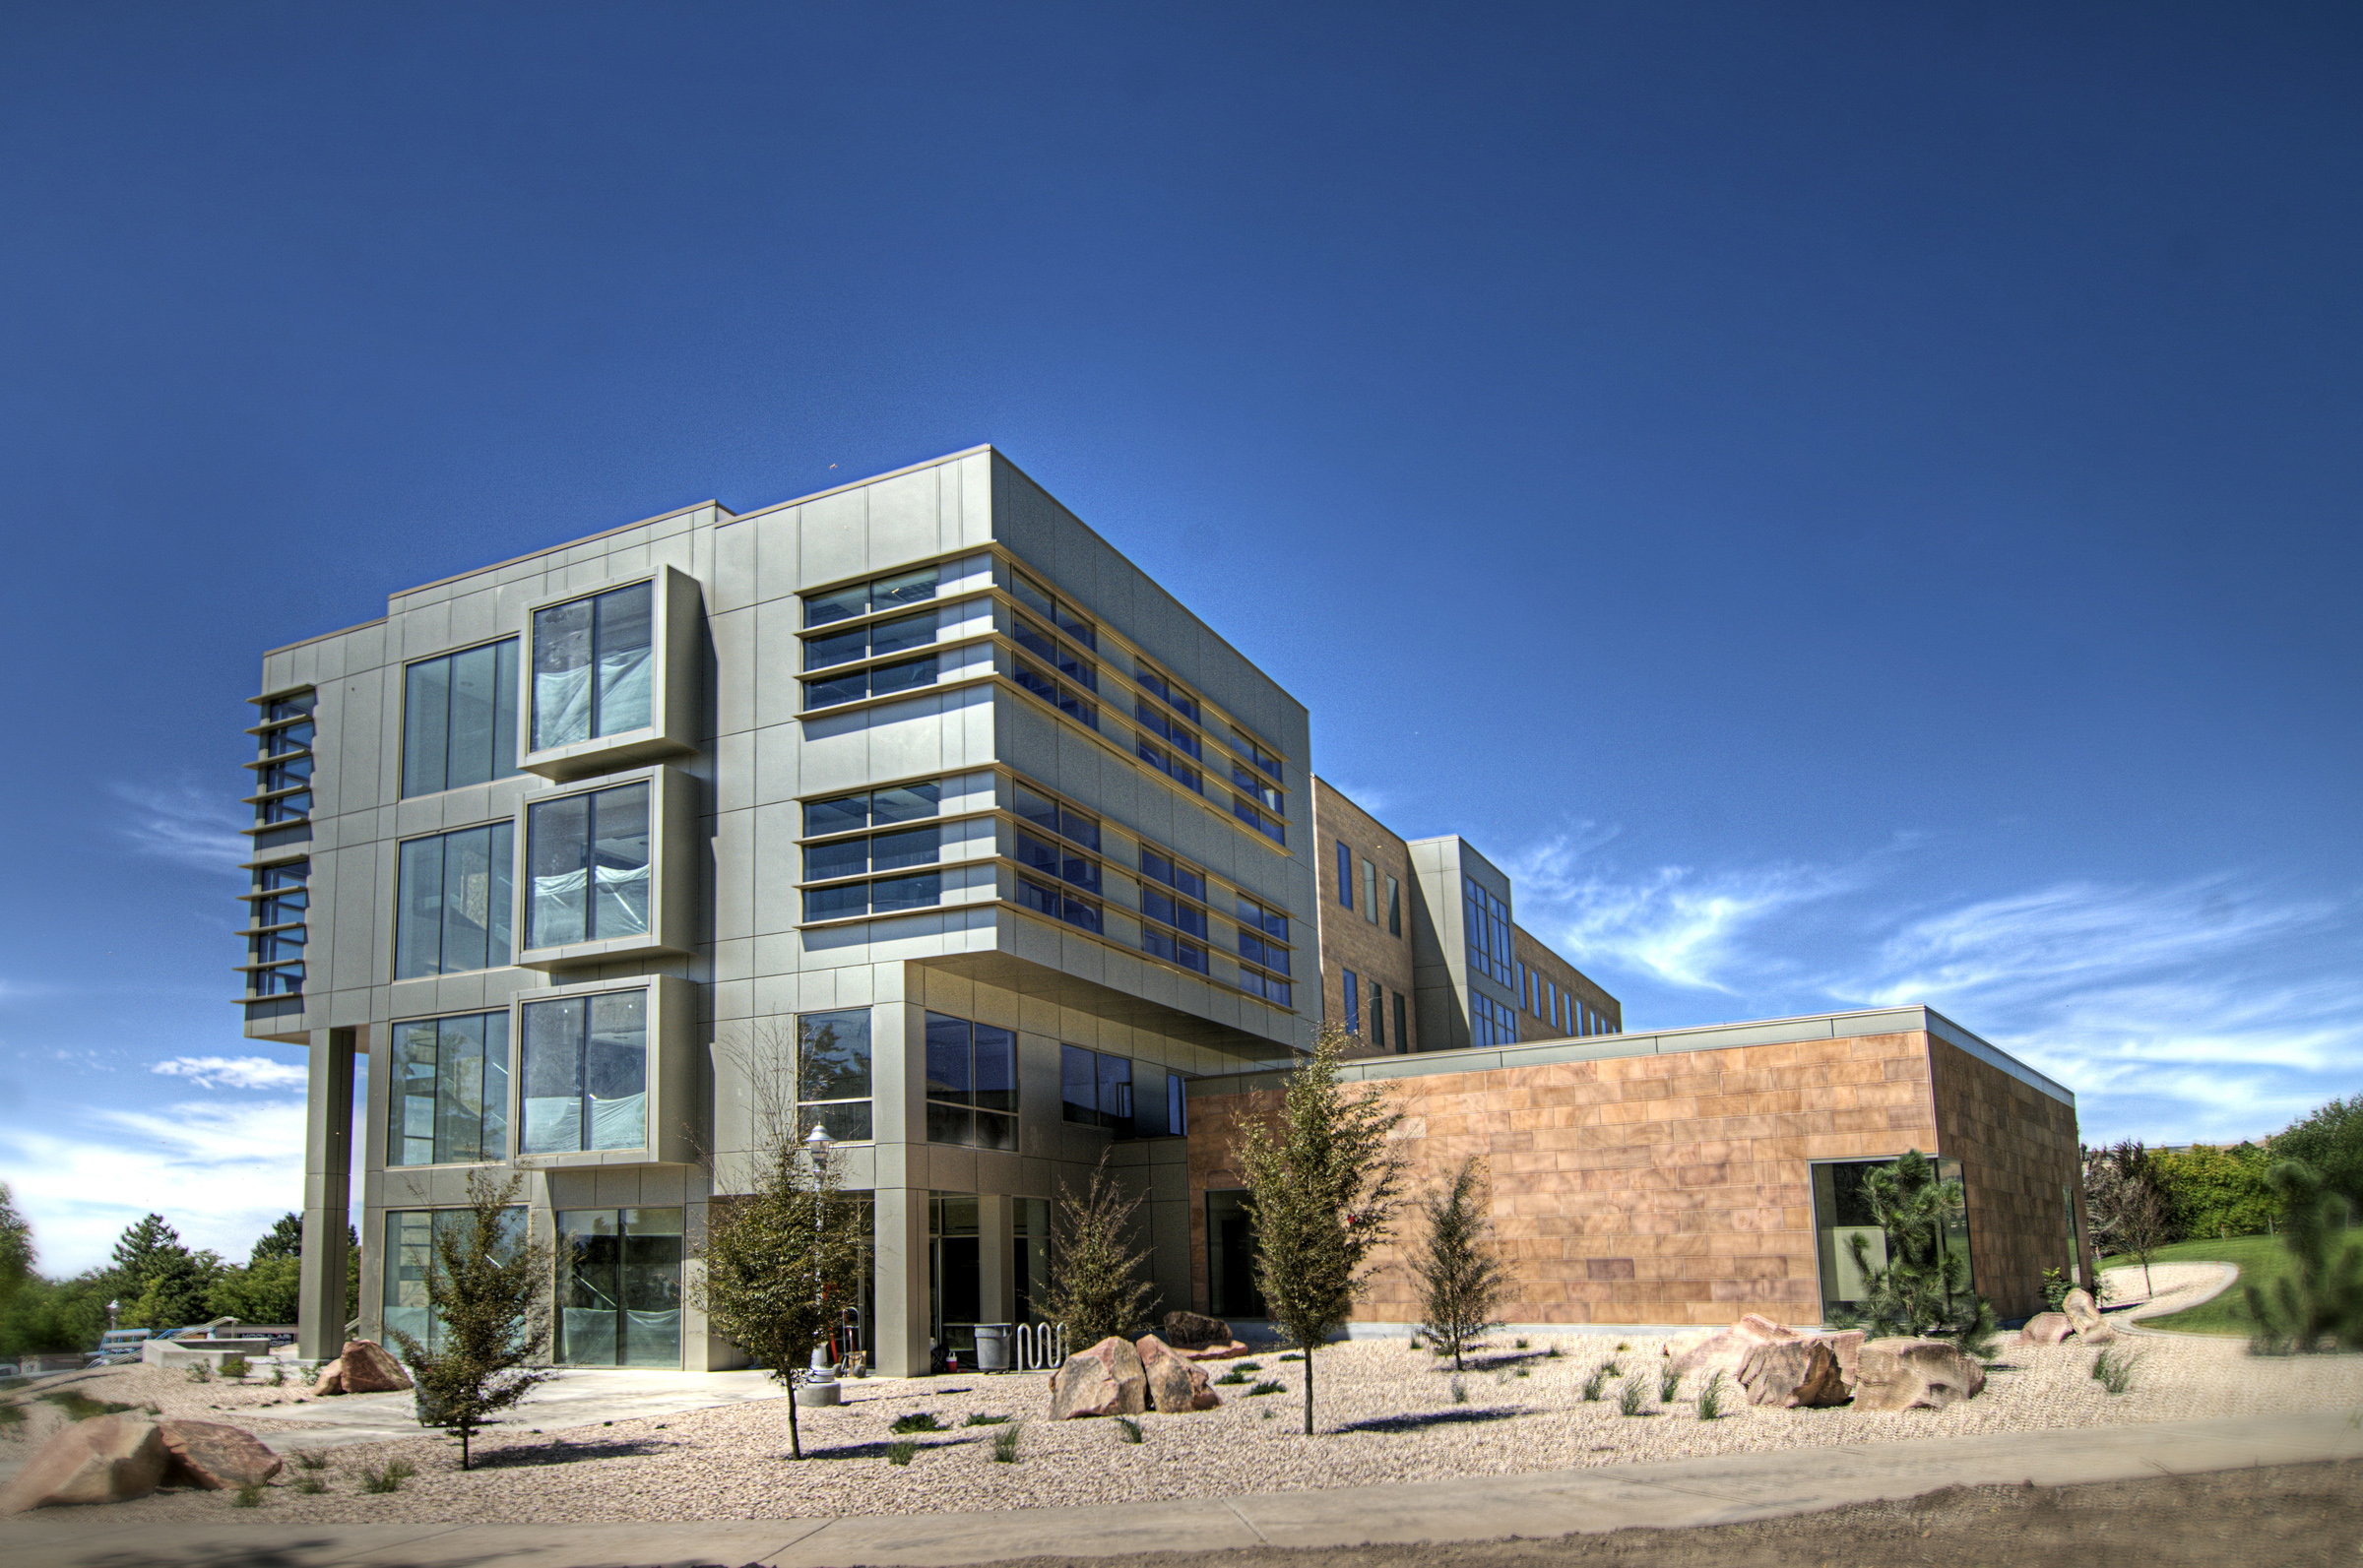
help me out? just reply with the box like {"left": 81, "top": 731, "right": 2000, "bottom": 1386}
{"left": 250, "top": 1213, "right": 305, "bottom": 1264}
{"left": 385, "top": 1169, "right": 554, "bottom": 1471}
{"left": 1237, "top": 1023, "right": 1406, "bottom": 1435}
{"left": 1410, "top": 1156, "right": 1514, "bottom": 1372}
{"left": 691, "top": 1071, "right": 869, "bottom": 1462}
{"left": 108, "top": 1214, "right": 184, "bottom": 1290}
{"left": 2245, "top": 1159, "right": 2363, "bottom": 1353}
{"left": 1045, "top": 1150, "right": 1159, "bottom": 1348}
{"left": 1828, "top": 1150, "right": 1999, "bottom": 1358}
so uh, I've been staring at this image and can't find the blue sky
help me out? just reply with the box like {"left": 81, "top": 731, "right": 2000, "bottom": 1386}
{"left": 2, "top": 3, "right": 2358, "bottom": 1274}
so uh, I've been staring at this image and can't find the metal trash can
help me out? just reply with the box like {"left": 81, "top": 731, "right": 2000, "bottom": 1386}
{"left": 974, "top": 1323, "right": 1013, "bottom": 1372}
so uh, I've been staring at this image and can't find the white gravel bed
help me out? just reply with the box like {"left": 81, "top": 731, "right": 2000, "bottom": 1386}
{"left": 34, "top": 1330, "right": 2363, "bottom": 1527}
{"left": 2099, "top": 1262, "right": 2240, "bottom": 1323}
{"left": 1, "top": 1362, "right": 329, "bottom": 1433}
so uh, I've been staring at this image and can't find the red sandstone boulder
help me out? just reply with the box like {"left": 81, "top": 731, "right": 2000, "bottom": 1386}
{"left": 1807, "top": 1329, "right": 1865, "bottom": 1391}
{"left": 158, "top": 1420, "right": 284, "bottom": 1490}
{"left": 337, "top": 1340, "right": 413, "bottom": 1393}
{"left": 1048, "top": 1336, "right": 1148, "bottom": 1418}
{"left": 0, "top": 1415, "right": 168, "bottom": 1514}
{"left": 311, "top": 1358, "right": 345, "bottom": 1397}
{"left": 1179, "top": 1341, "right": 1254, "bottom": 1361}
{"left": 2019, "top": 1312, "right": 2075, "bottom": 1346}
{"left": 1136, "top": 1335, "right": 1222, "bottom": 1412}
{"left": 1664, "top": 1313, "right": 1801, "bottom": 1379}
{"left": 1735, "top": 1338, "right": 1851, "bottom": 1408}
{"left": 1161, "top": 1311, "right": 1233, "bottom": 1348}
{"left": 1852, "top": 1337, "right": 1986, "bottom": 1411}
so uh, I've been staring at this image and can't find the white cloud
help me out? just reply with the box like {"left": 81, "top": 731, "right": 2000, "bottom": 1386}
{"left": 112, "top": 780, "right": 247, "bottom": 875}
{"left": 152, "top": 1055, "right": 308, "bottom": 1092}
{"left": 0, "top": 1099, "right": 312, "bottom": 1275}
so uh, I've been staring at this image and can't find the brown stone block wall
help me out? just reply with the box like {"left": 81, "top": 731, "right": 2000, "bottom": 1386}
{"left": 1510, "top": 923, "right": 1623, "bottom": 1041}
{"left": 1311, "top": 780, "right": 1418, "bottom": 1053}
{"left": 1187, "top": 1030, "right": 1944, "bottom": 1328}
{"left": 1929, "top": 1039, "right": 2088, "bottom": 1322}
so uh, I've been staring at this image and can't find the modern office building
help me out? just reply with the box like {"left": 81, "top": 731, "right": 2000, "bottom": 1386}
{"left": 245, "top": 447, "right": 1314, "bottom": 1372}
{"left": 246, "top": 448, "right": 2085, "bottom": 1368}
{"left": 1310, "top": 779, "right": 1622, "bottom": 1058}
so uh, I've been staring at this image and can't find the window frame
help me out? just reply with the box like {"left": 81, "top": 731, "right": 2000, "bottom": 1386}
{"left": 517, "top": 567, "right": 701, "bottom": 782}
{"left": 400, "top": 636, "right": 522, "bottom": 798}
{"left": 386, "top": 1009, "right": 514, "bottom": 1167}
{"left": 503, "top": 975, "right": 694, "bottom": 1167}
{"left": 923, "top": 1012, "right": 1020, "bottom": 1152}
{"left": 392, "top": 819, "right": 517, "bottom": 981}
{"left": 512, "top": 765, "right": 695, "bottom": 970}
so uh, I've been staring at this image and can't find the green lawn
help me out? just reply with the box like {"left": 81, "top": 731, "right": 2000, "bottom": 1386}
{"left": 2099, "top": 1234, "right": 2291, "bottom": 1337}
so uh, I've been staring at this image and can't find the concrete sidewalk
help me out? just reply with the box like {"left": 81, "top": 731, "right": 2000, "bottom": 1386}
{"left": 4, "top": 1408, "right": 2357, "bottom": 1567}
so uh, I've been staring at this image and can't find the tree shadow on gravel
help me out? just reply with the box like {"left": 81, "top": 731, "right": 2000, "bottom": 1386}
{"left": 804, "top": 1437, "right": 964, "bottom": 1461}
{"left": 471, "top": 1434, "right": 670, "bottom": 1469}
{"left": 1333, "top": 1408, "right": 1523, "bottom": 1435}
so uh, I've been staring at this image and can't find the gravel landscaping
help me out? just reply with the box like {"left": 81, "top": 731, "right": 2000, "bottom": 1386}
{"left": 16, "top": 1326, "right": 2362, "bottom": 1527}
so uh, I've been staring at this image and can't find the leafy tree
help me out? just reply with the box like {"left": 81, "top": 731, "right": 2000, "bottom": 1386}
{"left": 0, "top": 1273, "right": 111, "bottom": 1356}
{"left": 2245, "top": 1160, "right": 2363, "bottom": 1354}
{"left": 1827, "top": 1150, "right": 1999, "bottom": 1358}
{"left": 250, "top": 1213, "right": 305, "bottom": 1264}
{"left": 1237, "top": 1023, "right": 1406, "bottom": 1435}
{"left": 125, "top": 1246, "right": 225, "bottom": 1330}
{"left": 690, "top": 1044, "right": 868, "bottom": 1463}
{"left": 1045, "top": 1150, "right": 1159, "bottom": 1349}
{"left": 0, "top": 1183, "right": 31, "bottom": 1308}
{"left": 384, "top": 1169, "right": 554, "bottom": 1470}
{"left": 2147, "top": 1143, "right": 2278, "bottom": 1240}
{"left": 2272, "top": 1098, "right": 2363, "bottom": 1215}
{"left": 108, "top": 1214, "right": 185, "bottom": 1294}
{"left": 1409, "top": 1156, "right": 1514, "bottom": 1372}
{"left": 208, "top": 1255, "right": 301, "bottom": 1324}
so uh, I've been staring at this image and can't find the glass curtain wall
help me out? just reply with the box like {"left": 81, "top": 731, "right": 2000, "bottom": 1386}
{"left": 553, "top": 1207, "right": 684, "bottom": 1366}
{"left": 1811, "top": 1156, "right": 1972, "bottom": 1323}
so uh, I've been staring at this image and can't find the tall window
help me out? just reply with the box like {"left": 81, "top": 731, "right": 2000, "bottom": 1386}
{"left": 1060, "top": 1044, "right": 1170, "bottom": 1136}
{"left": 520, "top": 990, "right": 648, "bottom": 1155}
{"left": 555, "top": 1207, "right": 685, "bottom": 1367}
{"left": 1342, "top": 968, "right": 1361, "bottom": 1035}
{"left": 1463, "top": 877, "right": 1513, "bottom": 986}
{"left": 1393, "top": 991, "right": 1409, "bottom": 1053}
{"left": 1336, "top": 841, "right": 1354, "bottom": 908}
{"left": 402, "top": 640, "right": 520, "bottom": 796}
{"left": 925, "top": 1014, "right": 1017, "bottom": 1150}
{"left": 797, "top": 1009, "right": 872, "bottom": 1143}
{"left": 390, "top": 1011, "right": 511, "bottom": 1165}
{"left": 1370, "top": 980, "right": 1386, "bottom": 1049}
{"left": 1362, "top": 859, "right": 1378, "bottom": 923}
{"left": 532, "top": 582, "right": 653, "bottom": 750}
{"left": 242, "top": 860, "right": 307, "bottom": 998}
{"left": 1386, "top": 875, "right": 1402, "bottom": 937}
{"left": 526, "top": 784, "right": 649, "bottom": 949}
{"left": 250, "top": 691, "right": 315, "bottom": 825}
{"left": 396, "top": 823, "right": 515, "bottom": 978}
{"left": 1472, "top": 991, "right": 1517, "bottom": 1046}
{"left": 1235, "top": 893, "right": 1292, "bottom": 1006}
{"left": 384, "top": 1207, "right": 524, "bottom": 1355}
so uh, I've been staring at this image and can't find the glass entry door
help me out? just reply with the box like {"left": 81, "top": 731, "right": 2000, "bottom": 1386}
{"left": 555, "top": 1207, "right": 683, "bottom": 1366}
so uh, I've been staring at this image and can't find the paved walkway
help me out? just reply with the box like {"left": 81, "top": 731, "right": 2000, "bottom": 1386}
{"left": 4, "top": 1408, "right": 2357, "bottom": 1568}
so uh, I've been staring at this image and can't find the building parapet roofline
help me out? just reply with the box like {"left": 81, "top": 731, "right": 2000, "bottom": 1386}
{"left": 1187, "top": 1004, "right": 2075, "bottom": 1108}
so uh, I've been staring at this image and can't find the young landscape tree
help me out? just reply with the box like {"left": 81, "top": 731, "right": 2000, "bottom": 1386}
{"left": 2245, "top": 1159, "right": 2363, "bottom": 1354}
{"left": 1237, "top": 1022, "right": 1406, "bottom": 1435}
{"left": 1045, "top": 1149, "right": 1158, "bottom": 1348}
{"left": 384, "top": 1168, "right": 555, "bottom": 1471}
{"left": 2084, "top": 1141, "right": 2172, "bottom": 1296}
{"left": 691, "top": 1022, "right": 869, "bottom": 1462}
{"left": 1828, "top": 1150, "right": 1999, "bottom": 1358}
{"left": 1409, "top": 1156, "right": 1514, "bottom": 1372}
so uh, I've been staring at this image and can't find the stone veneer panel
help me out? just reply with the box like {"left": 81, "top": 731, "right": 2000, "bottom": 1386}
{"left": 1929, "top": 1038, "right": 2092, "bottom": 1322}
{"left": 1189, "top": 1030, "right": 1974, "bottom": 1328}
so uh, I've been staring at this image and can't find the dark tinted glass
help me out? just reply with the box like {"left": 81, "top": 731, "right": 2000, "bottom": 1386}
{"left": 802, "top": 583, "right": 867, "bottom": 626}
{"left": 871, "top": 566, "right": 937, "bottom": 610}
{"left": 805, "top": 838, "right": 867, "bottom": 881}
{"left": 1014, "top": 785, "right": 1058, "bottom": 835}
{"left": 797, "top": 1009, "right": 870, "bottom": 1101}
{"left": 870, "top": 826, "right": 939, "bottom": 871}
{"left": 804, "top": 626, "right": 868, "bottom": 670}
{"left": 1015, "top": 832, "right": 1059, "bottom": 875}
{"left": 869, "top": 612, "right": 935, "bottom": 659}
{"left": 973, "top": 1025, "right": 1016, "bottom": 1111}
{"left": 1060, "top": 1044, "right": 1097, "bottom": 1121}
{"left": 1012, "top": 574, "right": 1055, "bottom": 618}
{"left": 869, "top": 654, "right": 937, "bottom": 697}
{"left": 804, "top": 794, "right": 868, "bottom": 836}
{"left": 803, "top": 671, "right": 866, "bottom": 709}
{"left": 869, "top": 871, "right": 939, "bottom": 911}
{"left": 925, "top": 1013, "right": 972, "bottom": 1104}
{"left": 803, "top": 883, "right": 867, "bottom": 920}
{"left": 1014, "top": 617, "right": 1058, "bottom": 662}
{"left": 871, "top": 781, "right": 939, "bottom": 822}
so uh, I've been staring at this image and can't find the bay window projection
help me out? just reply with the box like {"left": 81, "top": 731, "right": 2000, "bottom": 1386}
{"left": 402, "top": 640, "right": 519, "bottom": 796}
{"left": 383, "top": 1207, "right": 524, "bottom": 1354}
{"left": 924, "top": 1013, "right": 1018, "bottom": 1151}
{"left": 526, "top": 784, "right": 649, "bottom": 949}
{"left": 395, "top": 823, "right": 515, "bottom": 978}
{"left": 521, "top": 990, "right": 648, "bottom": 1155}
{"left": 1234, "top": 893, "right": 1292, "bottom": 1006}
{"left": 532, "top": 583, "right": 653, "bottom": 750}
{"left": 390, "top": 1011, "right": 511, "bottom": 1166}
{"left": 802, "top": 782, "right": 943, "bottom": 921}
{"left": 797, "top": 1008, "right": 873, "bottom": 1143}
{"left": 554, "top": 1207, "right": 684, "bottom": 1367}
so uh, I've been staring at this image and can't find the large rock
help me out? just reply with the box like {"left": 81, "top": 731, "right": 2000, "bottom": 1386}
{"left": 1136, "top": 1335, "right": 1222, "bottom": 1412}
{"left": 2059, "top": 1287, "right": 2118, "bottom": 1341}
{"left": 1664, "top": 1313, "right": 1801, "bottom": 1379}
{"left": 1807, "top": 1329, "right": 1865, "bottom": 1391}
{"left": 1179, "top": 1340, "right": 1254, "bottom": 1361}
{"left": 311, "top": 1358, "right": 346, "bottom": 1397}
{"left": 1048, "top": 1335, "right": 1148, "bottom": 1418}
{"left": 158, "top": 1421, "right": 284, "bottom": 1490}
{"left": 1735, "top": 1338, "right": 1850, "bottom": 1408}
{"left": 1853, "top": 1337, "right": 1987, "bottom": 1412}
{"left": 2018, "top": 1311, "right": 2076, "bottom": 1346}
{"left": 1161, "top": 1310, "right": 1233, "bottom": 1348}
{"left": 0, "top": 1415, "right": 169, "bottom": 1514}
{"left": 337, "top": 1340, "right": 414, "bottom": 1393}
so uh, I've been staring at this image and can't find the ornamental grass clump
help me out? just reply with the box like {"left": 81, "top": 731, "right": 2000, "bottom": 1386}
{"left": 1618, "top": 1378, "right": 1647, "bottom": 1417}
{"left": 1696, "top": 1370, "right": 1728, "bottom": 1420}
{"left": 962, "top": 1412, "right": 1009, "bottom": 1427}
{"left": 219, "top": 1354, "right": 249, "bottom": 1380}
{"left": 1580, "top": 1365, "right": 1610, "bottom": 1402}
{"left": 1449, "top": 1377, "right": 1468, "bottom": 1404}
{"left": 889, "top": 1412, "right": 945, "bottom": 1434}
{"left": 991, "top": 1424, "right": 1022, "bottom": 1463}
{"left": 1658, "top": 1365, "right": 1681, "bottom": 1403}
{"left": 1248, "top": 1379, "right": 1285, "bottom": 1397}
{"left": 886, "top": 1439, "right": 917, "bottom": 1467}
{"left": 358, "top": 1460, "right": 413, "bottom": 1494}
{"left": 1237, "top": 1024, "right": 1406, "bottom": 1436}
{"left": 2091, "top": 1347, "right": 2141, "bottom": 1394}
{"left": 1114, "top": 1415, "right": 1144, "bottom": 1444}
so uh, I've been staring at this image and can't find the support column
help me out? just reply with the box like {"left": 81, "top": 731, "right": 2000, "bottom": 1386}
{"left": 872, "top": 1186, "right": 932, "bottom": 1376}
{"left": 297, "top": 1027, "right": 358, "bottom": 1359}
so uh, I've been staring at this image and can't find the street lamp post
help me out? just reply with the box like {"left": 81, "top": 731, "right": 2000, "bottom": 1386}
{"left": 796, "top": 1124, "right": 840, "bottom": 1407}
